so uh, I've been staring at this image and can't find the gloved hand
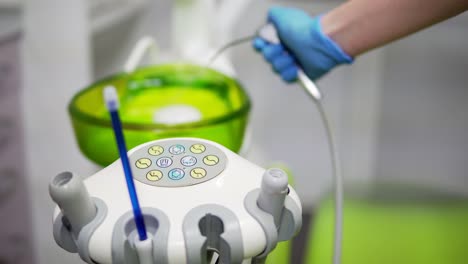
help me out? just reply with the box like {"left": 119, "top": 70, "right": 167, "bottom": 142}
{"left": 254, "top": 7, "right": 353, "bottom": 82}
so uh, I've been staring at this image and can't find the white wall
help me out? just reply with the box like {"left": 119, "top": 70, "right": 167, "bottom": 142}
{"left": 20, "top": 1, "right": 172, "bottom": 264}
{"left": 375, "top": 14, "right": 468, "bottom": 195}
{"left": 22, "top": 1, "right": 93, "bottom": 263}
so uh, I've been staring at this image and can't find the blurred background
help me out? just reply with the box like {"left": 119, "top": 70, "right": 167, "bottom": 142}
{"left": 0, "top": 0, "right": 467, "bottom": 263}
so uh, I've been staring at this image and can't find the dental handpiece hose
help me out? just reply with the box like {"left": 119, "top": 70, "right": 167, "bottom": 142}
{"left": 208, "top": 24, "right": 343, "bottom": 264}
{"left": 257, "top": 23, "right": 342, "bottom": 264}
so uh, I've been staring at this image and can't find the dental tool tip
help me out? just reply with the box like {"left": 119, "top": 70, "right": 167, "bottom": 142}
{"left": 103, "top": 86, "right": 119, "bottom": 111}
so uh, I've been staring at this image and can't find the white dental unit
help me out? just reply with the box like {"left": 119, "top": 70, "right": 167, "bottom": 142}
{"left": 50, "top": 137, "right": 302, "bottom": 264}
{"left": 49, "top": 86, "right": 303, "bottom": 263}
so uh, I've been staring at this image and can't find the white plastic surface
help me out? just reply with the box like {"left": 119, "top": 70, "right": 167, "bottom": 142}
{"left": 52, "top": 138, "right": 302, "bottom": 263}
{"left": 134, "top": 236, "right": 154, "bottom": 264}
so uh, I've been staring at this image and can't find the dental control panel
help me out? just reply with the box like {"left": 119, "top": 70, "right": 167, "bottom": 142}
{"left": 130, "top": 140, "right": 227, "bottom": 187}
{"left": 50, "top": 138, "right": 302, "bottom": 264}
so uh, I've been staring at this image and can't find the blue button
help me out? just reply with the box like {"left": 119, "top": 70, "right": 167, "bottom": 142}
{"left": 156, "top": 157, "right": 173, "bottom": 168}
{"left": 169, "top": 144, "right": 185, "bottom": 155}
{"left": 168, "top": 168, "right": 185, "bottom": 180}
{"left": 181, "top": 156, "right": 197, "bottom": 167}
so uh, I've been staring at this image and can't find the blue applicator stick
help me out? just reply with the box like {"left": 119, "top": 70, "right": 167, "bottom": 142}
{"left": 103, "top": 86, "right": 148, "bottom": 241}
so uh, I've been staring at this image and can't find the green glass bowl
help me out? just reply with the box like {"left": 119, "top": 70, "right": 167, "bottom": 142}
{"left": 69, "top": 64, "right": 251, "bottom": 166}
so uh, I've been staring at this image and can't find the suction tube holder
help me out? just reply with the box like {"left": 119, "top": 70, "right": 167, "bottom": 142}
{"left": 49, "top": 172, "right": 108, "bottom": 263}
{"left": 49, "top": 171, "right": 97, "bottom": 235}
{"left": 244, "top": 168, "right": 302, "bottom": 263}
{"left": 257, "top": 168, "right": 289, "bottom": 227}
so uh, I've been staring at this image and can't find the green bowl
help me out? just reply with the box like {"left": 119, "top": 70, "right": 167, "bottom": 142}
{"left": 69, "top": 64, "right": 251, "bottom": 166}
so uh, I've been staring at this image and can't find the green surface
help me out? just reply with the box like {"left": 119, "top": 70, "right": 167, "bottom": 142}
{"left": 306, "top": 197, "right": 468, "bottom": 264}
{"left": 69, "top": 64, "right": 250, "bottom": 166}
{"left": 266, "top": 240, "right": 291, "bottom": 264}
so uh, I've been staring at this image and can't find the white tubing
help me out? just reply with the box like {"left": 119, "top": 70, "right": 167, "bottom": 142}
{"left": 134, "top": 236, "right": 154, "bottom": 264}
{"left": 124, "top": 36, "right": 158, "bottom": 73}
{"left": 315, "top": 100, "right": 343, "bottom": 264}
{"left": 301, "top": 76, "right": 342, "bottom": 264}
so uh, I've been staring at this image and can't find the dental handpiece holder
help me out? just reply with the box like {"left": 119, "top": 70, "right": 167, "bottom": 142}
{"left": 49, "top": 138, "right": 302, "bottom": 264}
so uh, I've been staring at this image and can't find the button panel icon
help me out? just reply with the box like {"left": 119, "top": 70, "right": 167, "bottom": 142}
{"left": 156, "top": 157, "right": 173, "bottom": 168}
{"left": 146, "top": 170, "right": 163, "bottom": 181}
{"left": 168, "top": 168, "right": 185, "bottom": 180}
{"left": 203, "top": 155, "right": 219, "bottom": 166}
{"left": 169, "top": 144, "right": 185, "bottom": 155}
{"left": 148, "top": 145, "right": 164, "bottom": 156}
{"left": 190, "top": 144, "right": 206, "bottom": 154}
{"left": 135, "top": 158, "right": 151, "bottom": 169}
{"left": 181, "top": 156, "right": 197, "bottom": 167}
{"left": 190, "top": 168, "right": 207, "bottom": 179}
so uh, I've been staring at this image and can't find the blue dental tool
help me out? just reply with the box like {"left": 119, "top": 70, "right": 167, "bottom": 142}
{"left": 103, "top": 86, "right": 148, "bottom": 241}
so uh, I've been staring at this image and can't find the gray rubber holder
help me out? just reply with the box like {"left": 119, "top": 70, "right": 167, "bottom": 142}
{"left": 257, "top": 168, "right": 289, "bottom": 228}
{"left": 49, "top": 171, "right": 97, "bottom": 235}
{"left": 53, "top": 198, "right": 108, "bottom": 263}
{"left": 244, "top": 189, "right": 302, "bottom": 262}
{"left": 183, "top": 204, "right": 244, "bottom": 264}
{"left": 112, "top": 207, "right": 170, "bottom": 264}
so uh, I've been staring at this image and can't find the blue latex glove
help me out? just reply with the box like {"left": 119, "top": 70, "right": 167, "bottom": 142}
{"left": 254, "top": 7, "right": 353, "bottom": 82}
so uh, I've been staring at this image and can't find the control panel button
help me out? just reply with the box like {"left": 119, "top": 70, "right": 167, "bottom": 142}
{"left": 190, "top": 168, "right": 207, "bottom": 179}
{"left": 203, "top": 155, "right": 219, "bottom": 166}
{"left": 135, "top": 158, "right": 152, "bottom": 169}
{"left": 181, "top": 156, "right": 197, "bottom": 167}
{"left": 168, "top": 168, "right": 185, "bottom": 180}
{"left": 190, "top": 144, "right": 206, "bottom": 154}
{"left": 148, "top": 145, "right": 164, "bottom": 156}
{"left": 146, "top": 170, "right": 163, "bottom": 181}
{"left": 169, "top": 144, "right": 185, "bottom": 155}
{"left": 156, "top": 157, "right": 173, "bottom": 168}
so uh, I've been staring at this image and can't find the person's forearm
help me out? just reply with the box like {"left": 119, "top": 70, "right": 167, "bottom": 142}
{"left": 322, "top": 0, "right": 468, "bottom": 57}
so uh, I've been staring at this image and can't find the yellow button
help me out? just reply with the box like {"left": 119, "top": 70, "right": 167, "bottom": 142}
{"left": 203, "top": 155, "right": 219, "bottom": 166}
{"left": 135, "top": 158, "right": 151, "bottom": 169}
{"left": 190, "top": 144, "right": 206, "bottom": 154}
{"left": 146, "top": 170, "right": 163, "bottom": 181}
{"left": 190, "top": 168, "right": 207, "bottom": 179}
{"left": 148, "top": 145, "right": 164, "bottom": 156}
